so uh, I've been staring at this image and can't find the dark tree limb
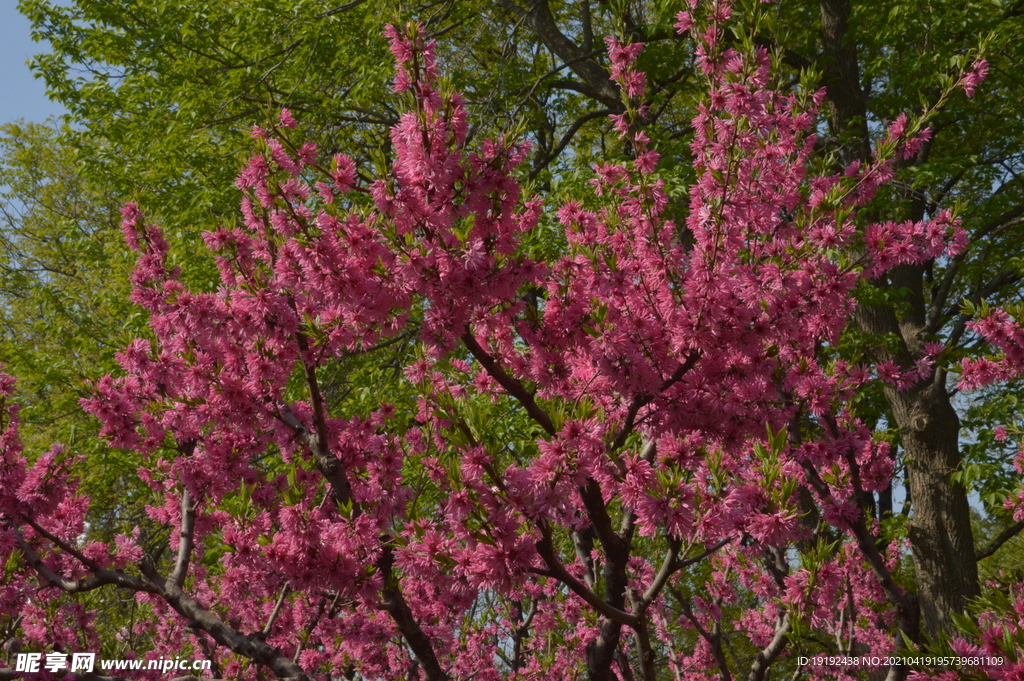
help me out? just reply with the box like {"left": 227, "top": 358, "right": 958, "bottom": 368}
{"left": 492, "top": 0, "right": 623, "bottom": 110}
{"left": 675, "top": 590, "right": 732, "bottom": 681}
{"left": 377, "top": 545, "right": 451, "bottom": 681}
{"left": 638, "top": 538, "right": 681, "bottom": 610}
{"left": 976, "top": 521, "right": 1024, "bottom": 561}
{"left": 529, "top": 108, "right": 613, "bottom": 180}
{"left": 532, "top": 525, "right": 639, "bottom": 627}
{"left": 259, "top": 324, "right": 450, "bottom": 679}
{"left": 280, "top": 409, "right": 449, "bottom": 679}
{"left": 462, "top": 329, "right": 556, "bottom": 435}
{"left": 17, "top": 521, "right": 150, "bottom": 593}
{"left": 609, "top": 351, "right": 700, "bottom": 452}
{"left": 18, "top": 523, "right": 310, "bottom": 681}
{"left": 799, "top": 460, "right": 920, "bottom": 642}
{"left": 627, "top": 589, "right": 657, "bottom": 681}
{"left": 138, "top": 562, "right": 312, "bottom": 681}
{"left": 15, "top": 534, "right": 116, "bottom": 594}
{"left": 291, "top": 331, "right": 358, "bottom": 510}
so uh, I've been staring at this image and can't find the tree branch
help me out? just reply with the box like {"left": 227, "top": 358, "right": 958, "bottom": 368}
{"left": 799, "top": 462, "right": 906, "bottom": 606}
{"left": 263, "top": 582, "right": 291, "bottom": 637}
{"left": 291, "top": 331, "right": 358, "bottom": 510}
{"left": 675, "top": 590, "right": 732, "bottom": 681}
{"left": 529, "top": 108, "right": 612, "bottom": 180}
{"left": 281, "top": 336, "right": 450, "bottom": 680}
{"left": 492, "top": 0, "right": 623, "bottom": 110}
{"left": 639, "top": 538, "right": 681, "bottom": 609}
{"left": 610, "top": 351, "right": 700, "bottom": 452}
{"left": 927, "top": 203, "right": 1024, "bottom": 334}
{"left": 169, "top": 488, "right": 196, "bottom": 588}
{"left": 976, "top": 521, "right": 1024, "bottom": 561}
{"left": 15, "top": 534, "right": 111, "bottom": 594}
{"left": 17, "top": 522, "right": 150, "bottom": 593}
{"left": 462, "top": 329, "right": 556, "bottom": 436}
{"left": 314, "top": 0, "right": 369, "bottom": 19}
{"left": 627, "top": 589, "right": 657, "bottom": 681}
{"left": 377, "top": 545, "right": 451, "bottom": 681}
{"left": 138, "top": 562, "right": 311, "bottom": 681}
{"left": 532, "top": 525, "right": 639, "bottom": 627}
{"left": 674, "top": 537, "right": 732, "bottom": 570}
{"left": 746, "top": 614, "right": 790, "bottom": 681}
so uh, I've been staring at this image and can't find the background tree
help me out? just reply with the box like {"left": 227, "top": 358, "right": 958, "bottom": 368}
{"left": 0, "top": 122, "right": 148, "bottom": 534}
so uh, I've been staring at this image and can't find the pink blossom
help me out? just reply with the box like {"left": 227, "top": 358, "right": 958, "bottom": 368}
{"left": 960, "top": 58, "right": 989, "bottom": 98}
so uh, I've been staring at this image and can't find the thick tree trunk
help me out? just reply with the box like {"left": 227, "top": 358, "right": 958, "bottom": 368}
{"left": 888, "top": 381, "right": 979, "bottom": 635}
{"left": 820, "top": 0, "right": 980, "bottom": 634}
{"left": 855, "top": 268, "right": 979, "bottom": 635}
{"left": 819, "top": 0, "right": 871, "bottom": 164}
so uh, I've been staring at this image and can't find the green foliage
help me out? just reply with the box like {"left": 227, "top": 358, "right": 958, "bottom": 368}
{"left": 974, "top": 509, "right": 1024, "bottom": 585}
{"left": 0, "top": 122, "right": 155, "bottom": 539}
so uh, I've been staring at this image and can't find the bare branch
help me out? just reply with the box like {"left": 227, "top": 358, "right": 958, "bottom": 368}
{"left": 492, "top": 0, "right": 622, "bottom": 109}
{"left": 639, "top": 538, "right": 681, "bottom": 609}
{"left": 169, "top": 488, "right": 196, "bottom": 588}
{"left": 529, "top": 109, "right": 613, "bottom": 180}
{"left": 746, "top": 614, "right": 790, "bottom": 681}
{"left": 315, "top": 0, "right": 369, "bottom": 19}
{"left": 462, "top": 330, "right": 556, "bottom": 436}
{"left": 928, "top": 204, "right": 1024, "bottom": 334}
{"left": 263, "top": 582, "right": 291, "bottom": 637}
{"left": 675, "top": 537, "right": 732, "bottom": 570}
{"left": 976, "top": 521, "right": 1024, "bottom": 561}
{"left": 511, "top": 598, "right": 539, "bottom": 671}
{"left": 532, "top": 525, "right": 639, "bottom": 627}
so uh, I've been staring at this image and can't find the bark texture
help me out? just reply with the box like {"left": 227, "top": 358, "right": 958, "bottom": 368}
{"left": 855, "top": 268, "right": 979, "bottom": 638}
{"left": 895, "top": 380, "right": 980, "bottom": 633}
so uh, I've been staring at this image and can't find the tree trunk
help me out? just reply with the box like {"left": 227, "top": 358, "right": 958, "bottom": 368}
{"left": 855, "top": 271, "right": 979, "bottom": 636}
{"left": 889, "top": 380, "right": 979, "bottom": 636}
{"left": 820, "top": 0, "right": 980, "bottom": 634}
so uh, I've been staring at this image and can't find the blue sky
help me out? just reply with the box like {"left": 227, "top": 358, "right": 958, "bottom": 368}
{"left": 1, "top": 2, "right": 66, "bottom": 124}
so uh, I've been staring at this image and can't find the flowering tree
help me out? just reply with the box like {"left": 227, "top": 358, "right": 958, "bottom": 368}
{"left": 0, "top": 3, "right": 1011, "bottom": 681}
